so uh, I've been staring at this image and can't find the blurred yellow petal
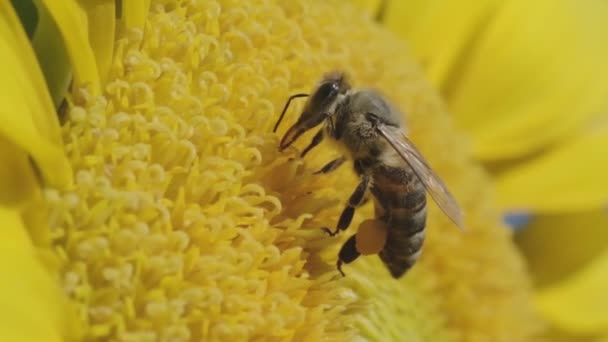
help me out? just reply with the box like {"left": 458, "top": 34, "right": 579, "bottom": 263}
{"left": 79, "top": 0, "right": 116, "bottom": 85}
{"left": 516, "top": 211, "right": 608, "bottom": 337}
{"left": 535, "top": 247, "right": 608, "bottom": 334}
{"left": 515, "top": 211, "right": 608, "bottom": 288}
{"left": 453, "top": 0, "right": 608, "bottom": 162}
{"left": 0, "top": 1, "right": 72, "bottom": 189}
{"left": 496, "top": 124, "right": 608, "bottom": 212}
{"left": 383, "top": 0, "right": 608, "bottom": 163}
{"left": 31, "top": 1, "right": 72, "bottom": 108}
{"left": 10, "top": 1, "right": 38, "bottom": 39}
{"left": 350, "top": 0, "right": 385, "bottom": 19}
{"left": 120, "top": 0, "right": 151, "bottom": 31}
{"left": 0, "top": 208, "right": 76, "bottom": 342}
{"left": 37, "top": 0, "right": 100, "bottom": 95}
{"left": 382, "top": 0, "right": 500, "bottom": 89}
{"left": 0, "top": 135, "right": 40, "bottom": 208}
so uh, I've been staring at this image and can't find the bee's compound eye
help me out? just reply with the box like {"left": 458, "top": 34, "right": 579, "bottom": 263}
{"left": 315, "top": 82, "right": 337, "bottom": 102}
{"left": 356, "top": 219, "right": 388, "bottom": 255}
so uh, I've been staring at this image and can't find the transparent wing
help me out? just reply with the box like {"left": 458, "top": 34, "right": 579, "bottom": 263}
{"left": 377, "top": 124, "right": 465, "bottom": 230}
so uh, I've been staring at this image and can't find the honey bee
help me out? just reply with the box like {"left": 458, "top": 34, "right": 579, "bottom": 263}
{"left": 273, "top": 72, "right": 465, "bottom": 278}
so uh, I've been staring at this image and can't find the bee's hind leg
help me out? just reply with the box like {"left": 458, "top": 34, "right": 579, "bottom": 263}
{"left": 336, "top": 234, "right": 359, "bottom": 277}
{"left": 334, "top": 219, "right": 388, "bottom": 277}
{"left": 322, "top": 175, "right": 370, "bottom": 236}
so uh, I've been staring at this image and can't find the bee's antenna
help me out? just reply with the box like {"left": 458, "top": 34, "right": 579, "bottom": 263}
{"left": 273, "top": 93, "right": 309, "bottom": 133}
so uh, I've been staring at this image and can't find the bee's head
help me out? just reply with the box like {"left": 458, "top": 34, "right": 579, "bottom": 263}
{"left": 277, "top": 72, "right": 351, "bottom": 151}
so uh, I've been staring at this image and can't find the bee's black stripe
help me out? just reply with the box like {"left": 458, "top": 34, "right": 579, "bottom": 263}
{"left": 373, "top": 188, "right": 426, "bottom": 211}
{"left": 370, "top": 164, "right": 426, "bottom": 211}
{"left": 390, "top": 203, "right": 427, "bottom": 237}
{"left": 372, "top": 169, "right": 428, "bottom": 278}
{"left": 378, "top": 218, "right": 426, "bottom": 278}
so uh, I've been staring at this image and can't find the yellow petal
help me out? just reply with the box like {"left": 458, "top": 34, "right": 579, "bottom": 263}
{"left": 0, "top": 1, "right": 72, "bottom": 189}
{"left": 535, "top": 247, "right": 608, "bottom": 334}
{"left": 350, "top": 0, "right": 385, "bottom": 19}
{"left": 31, "top": 2, "right": 72, "bottom": 108}
{"left": 453, "top": 0, "right": 608, "bottom": 161}
{"left": 515, "top": 211, "right": 608, "bottom": 288}
{"left": 516, "top": 211, "right": 608, "bottom": 336}
{"left": 79, "top": 0, "right": 116, "bottom": 85}
{"left": 0, "top": 208, "right": 75, "bottom": 342}
{"left": 0, "top": 136, "right": 40, "bottom": 208}
{"left": 10, "top": 1, "right": 38, "bottom": 38}
{"left": 382, "top": 0, "right": 501, "bottom": 89}
{"left": 120, "top": 0, "right": 151, "bottom": 31}
{"left": 496, "top": 123, "right": 608, "bottom": 212}
{"left": 37, "top": 0, "right": 100, "bottom": 95}
{"left": 384, "top": 0, "right": 608, "bottom": 162}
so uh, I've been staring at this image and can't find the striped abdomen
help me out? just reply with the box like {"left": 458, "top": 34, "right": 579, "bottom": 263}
{"left": 371, "top": 165, "right": 427, "bottom": 278}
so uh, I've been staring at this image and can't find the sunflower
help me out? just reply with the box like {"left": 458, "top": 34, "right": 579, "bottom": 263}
{"left": 356, "top": 0, "right": 608, "bottom": 339}
{"left": 2, "top": 1, "right": 543, "bottom": 341}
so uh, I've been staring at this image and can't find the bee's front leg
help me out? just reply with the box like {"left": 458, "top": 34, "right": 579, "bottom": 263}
{"left": 322, "top": 175, "right": 371, "bottom": 236}
{"left": 300, "top": 128, "right": 324, "bottom": 158}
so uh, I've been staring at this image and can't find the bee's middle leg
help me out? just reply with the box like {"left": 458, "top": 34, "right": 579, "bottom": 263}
{"left": 322, "top": 175, "right": 370, "bottom": 236}
{"left": 314, "top": 156, "right": 346, "bottom": 175}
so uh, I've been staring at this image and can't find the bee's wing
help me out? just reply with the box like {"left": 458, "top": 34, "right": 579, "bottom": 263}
{"left": 377, "top": 124, "right": 465, "bottom": 230}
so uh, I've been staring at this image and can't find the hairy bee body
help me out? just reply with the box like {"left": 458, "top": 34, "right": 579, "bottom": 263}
{"left": 274, "top": 72, "right": 464, "bottom": 278}
{"left": 331, "top": 90, "right": 428, "bottom": 277}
